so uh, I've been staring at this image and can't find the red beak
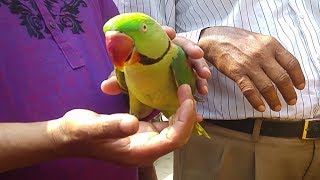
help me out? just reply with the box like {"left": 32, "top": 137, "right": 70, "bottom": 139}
{"left": 105, "top": 31, "right": 134, "bottom": 70}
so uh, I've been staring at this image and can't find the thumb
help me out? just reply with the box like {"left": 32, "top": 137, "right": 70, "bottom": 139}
{"left": 84, "top": 113, "right": 139, "bottom": 139}
{"left": 101, "top": 76, "right": 123, "bottom": 95}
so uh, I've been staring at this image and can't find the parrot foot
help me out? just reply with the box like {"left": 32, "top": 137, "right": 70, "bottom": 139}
{"left": 194, "top": 95, "right": 204, "bottom": 102}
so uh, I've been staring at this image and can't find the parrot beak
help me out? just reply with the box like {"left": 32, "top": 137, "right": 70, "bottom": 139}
{"left": 105, "top": 31, "right": 140, "bottom": 70}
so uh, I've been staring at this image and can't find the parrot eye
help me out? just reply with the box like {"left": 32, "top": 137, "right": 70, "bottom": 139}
{"left": 140, "top": 23, "right": 148, "bottom": 33}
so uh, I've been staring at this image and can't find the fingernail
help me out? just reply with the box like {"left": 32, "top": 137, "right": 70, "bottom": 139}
{"left": 183, "top": 84, "right": 191, "bottom": 91}
{"left": 120, "top": 117, "right": 136, "bottom": 134}
{"left": 297, "top": 83, "right": 305, "bottom": 90}
{"left": 257, "top": 105, "right": 266, "bottom": 112}
{"left": 288, "top": 98, "right": 297, "bottom": 105}
{"left": 274, "top": 105, "right": 281, "bottom": 112}
{"left": 180, "top": 99, "right": 194, "bottom": 119}
{"left": 203, "top": 86, "right": 208, "bottom": 94}
{"left": 191, "top": 99, "right": 195, "bottom": 109}
{"left": 202, "top": 67, "right": 211, "bottom": 78}
{"left": 193, "top": 44, "right": 202, "bottom": 51}
{"left": 203, "top": 66, "right": 211, "bottom": 73}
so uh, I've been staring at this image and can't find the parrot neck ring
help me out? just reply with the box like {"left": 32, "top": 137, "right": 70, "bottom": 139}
{"left": 139, "top": 40, "right": 171, "bottom": 65}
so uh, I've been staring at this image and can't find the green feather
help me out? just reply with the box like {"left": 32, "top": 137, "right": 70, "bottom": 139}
{"left": 170, "top": 46, "right": 196, "bottom": 94}
{"left": 115, "top": 69, "right": 128, "bottom": 92}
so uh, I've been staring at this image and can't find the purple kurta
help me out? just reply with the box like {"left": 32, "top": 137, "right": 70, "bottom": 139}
{"left": 0, "top": 0, "right": 137, "bottom": 179}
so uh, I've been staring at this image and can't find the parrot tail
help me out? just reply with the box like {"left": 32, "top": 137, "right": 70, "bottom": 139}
{"left": 194, "top": 122, "right": 211, "bottom": 139}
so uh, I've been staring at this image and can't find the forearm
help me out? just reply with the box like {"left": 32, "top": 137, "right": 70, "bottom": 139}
{"left": 0, "top": 119, "right": 61, "bottom": 172}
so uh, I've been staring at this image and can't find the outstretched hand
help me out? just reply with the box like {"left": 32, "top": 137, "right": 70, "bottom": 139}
{"left": 50, "top": 84, "right": 199, "bottom": 166}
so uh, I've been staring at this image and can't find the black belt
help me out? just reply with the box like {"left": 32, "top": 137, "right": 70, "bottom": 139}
{"left": 206, "top": 118, "right": 320, "bottom": 139}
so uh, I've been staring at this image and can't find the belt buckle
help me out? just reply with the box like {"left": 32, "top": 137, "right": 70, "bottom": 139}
{"left": 302, "top": 118, "right": 320, "bottom": 140}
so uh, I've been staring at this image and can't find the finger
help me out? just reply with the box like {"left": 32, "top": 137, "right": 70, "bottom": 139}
{"left": 196, "top": 75, "right": 208, "bottom": 95}
{"left": 262, "top": 58, "right": 298, "bottom": 105}
{"left": 129, "top": 85, "right": 196, "bottom": 158}
{"left": 189, "top": 58, "right": 211, "bottom": 79}
{"left": 245, "top": 68, "right": 282, "bottom": 111}
{"left": 166, "top": 84, "right": 196, "bottom": 142}
{"left": 162, "top": 26, "right": 176, "bottom": 40}
{"left": 83, "top": 113, "right": 139, "bottom": 139}
{"left": 101, "top": 76, "right": 122, "bottom": 95}
{"left": 178, "top": 84, "right": 194, "bottom": 104}
{"left": 132, "top": 99, "right": 196, "bottom": 158}
{"left": 234, "top": 75, "right": 266, "bottom": 112}
{"left": 136, "top": 121, "right": 159, "bottom": 133}
{"left": 108, "top": 70, "right": 116, "bottom": 78}
{"left": 196, "top": 114, "right": 203, "bottom": 122}
{"left": 173, "top": 36, "right": 204, "bottom": 59}
{"left": 274, "top": 42, "right": 305, "bottom": 90}
{"left": 152, "top": 121, "right": 169, "bottom": 132}
{"left": 163, "top": 87, "right": 196, "bottom": 146}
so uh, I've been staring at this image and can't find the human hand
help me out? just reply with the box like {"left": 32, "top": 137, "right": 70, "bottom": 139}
{"left": 49, "top": 84, "right": 198, "bottom": 166}
{"left": 103, "top": 26, "right": 211, "bottom": 96}
{"left": 198, "top": 26, "right": 305, "bottom": 112}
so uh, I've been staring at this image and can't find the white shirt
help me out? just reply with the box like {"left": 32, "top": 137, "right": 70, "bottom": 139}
{"left": 114, "top": 0, "right": 320, "bottom": 120}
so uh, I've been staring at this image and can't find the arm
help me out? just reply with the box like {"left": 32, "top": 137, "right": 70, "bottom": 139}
{"left": 0, "top": 120, "right": 60, "bottom": 172}
{"left": 0, "top": 112, "right": 139, "bottom": 173}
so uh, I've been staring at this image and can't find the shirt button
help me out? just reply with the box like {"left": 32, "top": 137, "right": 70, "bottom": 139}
{"left": 49, "top": 21, "right": 56, "bottom": 29}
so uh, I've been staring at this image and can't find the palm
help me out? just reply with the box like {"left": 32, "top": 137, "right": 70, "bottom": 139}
{"left": 87, "top": 121, "right": 170, "bottom": 166}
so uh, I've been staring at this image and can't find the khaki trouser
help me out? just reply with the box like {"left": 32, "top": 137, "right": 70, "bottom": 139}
{"left": 174, "top": 120, "right": 320, "bottom": 180}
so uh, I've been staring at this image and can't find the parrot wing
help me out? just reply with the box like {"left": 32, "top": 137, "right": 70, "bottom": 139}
{"left": 170, "top": 46, "right": 203, "bottom": 101}
{"left": 170, "top": 45, "right": 210, "bottom": 139}
{"left": 170, "top": 46, "right": 196, "bottom": 91}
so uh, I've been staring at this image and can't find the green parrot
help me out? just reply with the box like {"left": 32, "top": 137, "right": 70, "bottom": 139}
{"left": 103, "top": 12, "right": 209, "bottom": 138}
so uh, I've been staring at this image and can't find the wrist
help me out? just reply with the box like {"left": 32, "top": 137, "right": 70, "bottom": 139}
{"left": 47, "top": 118, "right": 74, "bottom": 158}
{"left": 47, "top": 110, "right": 96, "bottom": 158}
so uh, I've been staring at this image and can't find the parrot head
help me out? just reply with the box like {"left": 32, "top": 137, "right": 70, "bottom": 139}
{"left": 103, "top": 13, "right": 169, "bottom": 70}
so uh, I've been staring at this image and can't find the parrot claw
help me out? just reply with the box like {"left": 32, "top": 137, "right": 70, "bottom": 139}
{"left": 151, "top": 112, "right": 164, "bottom": 122}
{"left": 194, "top": 95, "right": 204, "bottom": 102}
